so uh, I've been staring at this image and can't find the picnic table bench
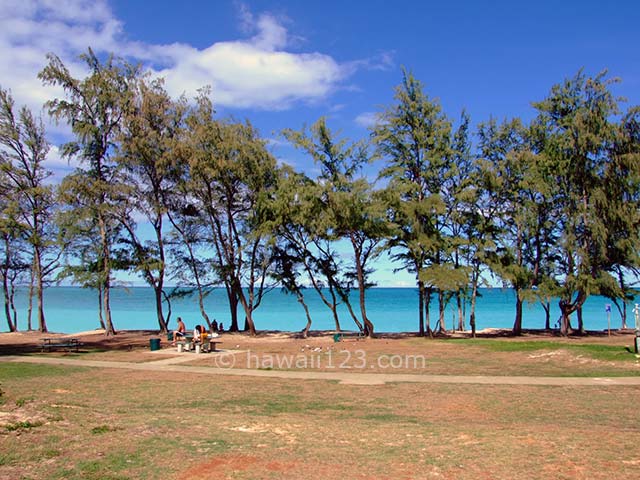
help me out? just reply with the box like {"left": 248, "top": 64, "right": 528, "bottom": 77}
{"left": 176, "top": 337, "right": 223, "bottom": 353}
{"left": 332, "top": 331, "right": 364, "bottom": 342}
{"left": 41, "top": 337, "right": 83, "bottom": 352}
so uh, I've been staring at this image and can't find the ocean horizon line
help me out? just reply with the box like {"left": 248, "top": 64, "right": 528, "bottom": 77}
{"left": 2, "top": 285, "right": 636, "bottom": 335}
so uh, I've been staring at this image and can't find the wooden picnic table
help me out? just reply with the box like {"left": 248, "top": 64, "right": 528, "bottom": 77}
{"left": 41, "top": 337, "right": 83, "bottom": 352}
{"left": 175, "top": 337, "right": 223, "bottom": 353}
{"left": 332, "top": 331, "right": 364, "bottom": 343}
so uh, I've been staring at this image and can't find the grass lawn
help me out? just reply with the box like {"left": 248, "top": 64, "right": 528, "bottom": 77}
{"left": 183, "top": 332, "right": 640, "bottom": 378}
{"left": 1, "top": 334, "right": 640, "bottom": 480}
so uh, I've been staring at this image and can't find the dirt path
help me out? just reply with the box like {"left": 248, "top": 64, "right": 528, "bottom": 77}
{"left": 3, "top": 353, "right": 640, "bottom": 386}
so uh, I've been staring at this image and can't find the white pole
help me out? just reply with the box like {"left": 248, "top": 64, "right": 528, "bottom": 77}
{"left": 633, "top": 304, "right": 640, "bottom": 354}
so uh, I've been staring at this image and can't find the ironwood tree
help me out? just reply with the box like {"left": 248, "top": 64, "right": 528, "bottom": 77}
{"left": 40, "top": 49, "right": 138, "bottom": 335}
{"left": 0, "top": 87, "right": 57, "bottom": 332}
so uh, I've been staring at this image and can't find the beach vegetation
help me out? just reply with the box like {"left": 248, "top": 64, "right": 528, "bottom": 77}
{"left": 2, "top": 358, "right": 639, "bottom": 478}
{"left": 0, "top": 47, "right": 637, "bottom": 337}
{"left": 0, "top": 87, "right": 58, "bottom": 333}
{"left": 116, "top": 76, "right": 189, "bottom": 333}
{"left": 447, "top": 338, "right": 637, "bottom": 362}
{"left": 284, "top": 118, "right": 388, "bottom": 337}
{"left": 39, "top": 49, "right": 139, "bottom": 336}
{"left": 373, "top": 70, "right": 454, "bottom": 337}
{"left": 536, "top": 71, "right": 640, "bottom": 335}
{"left": 183, "top": 92, "right": 279, "bottom": 334}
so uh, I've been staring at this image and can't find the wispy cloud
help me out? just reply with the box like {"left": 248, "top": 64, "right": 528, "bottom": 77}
{"left": 0, "top": 0, "right": 122, "bottom": 116}
{"left": 355, "top": 111, "right": 380, "bottom": 128}
{"left": 0, "top": 0, "right": 352, "bottom": 113}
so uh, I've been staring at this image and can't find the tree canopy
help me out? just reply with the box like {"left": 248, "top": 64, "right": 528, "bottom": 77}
{"left": 1, "top": 51, "right": 638, "bottom": 338}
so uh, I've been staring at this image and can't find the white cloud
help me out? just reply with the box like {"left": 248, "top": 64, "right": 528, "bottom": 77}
{"left": 153, "top": 9, "right": 345, "bottom": 109}
{"left": 159, "top": 42, "right": 344, "bottom": 109}
{"left": 265, "top": 137, "right": 291, "bottom": 148}
{"left": 355, "top": 111, "right": 380, "bottom": 128}
{"left": 42, "top": 144, "right": 82, "bottom": 184}
{"left": 0, "top": 0, "right": 350, "bottom": 115}
{"left": 0, "top": 0, "right": 121, "bottom": 128}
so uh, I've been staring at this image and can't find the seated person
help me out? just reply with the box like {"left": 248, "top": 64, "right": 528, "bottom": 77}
{"left": 172, "top": 317, "right": 186, "bottom": 345}
{"left": 218, "top": 322, "right": 224, "bottom": 333}
{"left": 193, "top": 324, "right": 207, "bottom": 343}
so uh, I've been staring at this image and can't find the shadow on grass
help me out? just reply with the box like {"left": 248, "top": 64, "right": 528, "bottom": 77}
{"left": 0, "top": 330, "right": 164, "bottom": 356}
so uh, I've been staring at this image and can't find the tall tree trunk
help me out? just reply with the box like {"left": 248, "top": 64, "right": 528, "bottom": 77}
{"left": 99, "top": 215, "right": 115, "bottom": 336}
{"left": 512, "top": 289, "right": 523, "bottom": 335}
{"left": 417, "top": 280, "right": 425, "bottom": 336}
{"left": 161, "top": 289, "right": 172, "bottom": 327}
{"left": 237, "top": 288, "right": 257, "bottom": 336}
{"left": 329, "top": 288, "right": 341, "bottom": 332}
{"left": 297, "top": 291, "right": 313, "bottom": 338}
{"left": 559, "top": 299, "right": 574, "bottom": 336}
{"left": 9, "top": 275, "right": 18, "bottom": 330}
{"left": 353, "top": 244, "right": 374, "bottom": 337}
{"left": 27, "top": 262, "right": 34, "bottom": 331}
{"left": 469, "top": 287, "right": 477, "bottom": 338}
{"left": 103, "top": 280, "right": 114, "bottom": 335}
{"left": 153, "top": 221, "right": 168, "bottom": 332}
{"left": 469, "top": 266, "right": 479, "bottom": 338}
{"left": 577, "top": 306, "right": 584, "bottom": 334}
{"left": 542, "top": 301, "right": 551, "bottom": 330}
{"left": 225, "top": 282, "right": 239, "bottom": 332}
{"left": 197, "top": 289, "right": 211, "bottom": 329}
{"left": 456, "top": 292, "right": 464, "bottom": 331}
{"left": 425, "top": 287, "right": 433, "bottom": 337}
{"left": 97, "top": 286, "right": 106, "bottom": 330}
{"left": 359, "top": 282, "right": 373, "bottom": 337}
{"left": 438, "top": 289, "right": 446, "bottom": 333}
{"left": 2, "top": 274, "right": 15, "bottom": 332}
{"left": 154, "top": 286, "right": 167, "bottom": 333}
{"left": 2, "top": 237, "right": 16, "bottom": 332}
{"left": 34, "top": 250, "right": 47, "bottom": 333}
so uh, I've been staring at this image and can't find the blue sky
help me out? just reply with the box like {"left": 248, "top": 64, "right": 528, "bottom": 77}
{"left": 1, "top": 0, "right": 639, "bottom": 287}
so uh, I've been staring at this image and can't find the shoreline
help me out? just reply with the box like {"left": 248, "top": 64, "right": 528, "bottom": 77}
{"left": 0, "top": 326, "right": 636, "bottom": 341}
{"left": 2, "top": 286, "right": 635, "bottom": 334}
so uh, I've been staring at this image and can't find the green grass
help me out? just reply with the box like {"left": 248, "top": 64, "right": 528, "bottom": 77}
{"left": 445, "top": 339, "right": 638, "bottom": 361}
{"left": 2, "top": 364, "right": 640, "bottom": 480}
{"left": 53, "top": 444, "right": 162, "bottom": 480}
{"left": 15, "top": 396, "right": 33, "bottom": 407}
{"left": 0, "top": 452, "right": 19, "bottom": 466}
{"left": 360, "top": 412, "right": 420, "bottom": 424}
{"left": 5, "top": 420, "right": 44, "bottom": 432}
{"left": 0, "top": 363, "right": 87, "bottom": 380}
{"left": 233, "top": 393, "right": 357, "bottom": 416}
{"left": 91, "top": 425, "right": 121, "bottom": 435}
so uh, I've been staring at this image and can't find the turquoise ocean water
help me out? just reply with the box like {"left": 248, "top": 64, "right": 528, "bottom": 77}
{"left": 3, "top": 287, "right": 637, "bottom": 334}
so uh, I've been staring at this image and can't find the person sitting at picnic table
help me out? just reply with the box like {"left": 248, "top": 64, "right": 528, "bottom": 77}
{"left": 193, "top": 324, "right": 207, "bottom": 343}
{"left": 171, "top": 317, "right": 186, "bottom": 345}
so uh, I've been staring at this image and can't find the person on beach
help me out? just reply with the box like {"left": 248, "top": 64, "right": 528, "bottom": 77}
{"left": 172, "top": 317, "right": 186, "bottom": 345}
{"left": 194, "top": 324, "right": 206, "bottom": 343}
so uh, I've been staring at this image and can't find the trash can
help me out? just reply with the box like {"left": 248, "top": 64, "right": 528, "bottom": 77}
{"left": 149, "top": 338, "right": 161, "bottom": 351}
{"left": 167, "top": 331, "right": 174, "bottom": 341}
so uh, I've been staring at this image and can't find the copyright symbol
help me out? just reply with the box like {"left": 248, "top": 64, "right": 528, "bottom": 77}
{"left": 214, "top": 352, "right": 236, "bottom": 369}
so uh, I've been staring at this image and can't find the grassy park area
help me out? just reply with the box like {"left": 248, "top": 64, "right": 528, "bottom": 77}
{"left": 1, "top": 330, "right": 640, "bottom": 479}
